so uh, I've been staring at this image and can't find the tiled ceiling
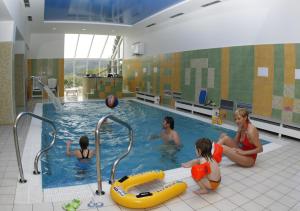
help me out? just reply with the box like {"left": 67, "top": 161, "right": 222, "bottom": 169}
{"left": 44, "top": 0, "right": 185, "bottom": 25}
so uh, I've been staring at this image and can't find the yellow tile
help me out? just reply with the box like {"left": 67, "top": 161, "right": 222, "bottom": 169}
{"left": 28, "top": 59, "right": 32, "bottom": 98}
{"left": 284, "top": 44, "right": 295, "bottom": 85}
{"left": 99, "top": 92, "right": 105, "bottom": 98}
{"left": 105, "top": 86, "right": 111, "bottom": 92}
{"left": 252, "top": 45, "right": 274, "bottom": 116}
{"left": 283, "top": 97, "right": 294, "bottom": 110}
{"left": 221, "top": 48, "right": 229, "bottom": 99}
{"left": 58, "top": 59, "right": 64, "bottom": 97}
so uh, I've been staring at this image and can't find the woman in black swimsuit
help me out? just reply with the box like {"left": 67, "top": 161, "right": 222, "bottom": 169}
{"left": 66, "top": 135, "right": 94, "bottom": 159}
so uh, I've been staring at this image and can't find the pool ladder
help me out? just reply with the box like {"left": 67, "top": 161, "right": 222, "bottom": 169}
{"left": 94, "top": 114, "right": 133, "bottom": 195}
{"left": 13, "top": 112, "right": 57, "bottom": 183}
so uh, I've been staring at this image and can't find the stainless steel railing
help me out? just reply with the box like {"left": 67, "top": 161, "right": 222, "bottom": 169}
{"left": 94, "top": 114, "right": 133, "bottom": 195}
{"left": 13, "top": 112, "right": 57, "bottom": 183}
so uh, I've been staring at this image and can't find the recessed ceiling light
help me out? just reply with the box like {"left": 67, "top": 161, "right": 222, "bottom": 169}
{"left": 81, "top": 28, "right": 87, "bottom": 31}
{"left": 170, "top": 13, "right": 184, "bottom": 19}
{"left": 52, "top": 27, "right": 56, "bottom": 30}
{"left": 201, "top": 0, "right": 221, "bottom": 7}
{"left": 146, "top": 23, "right": 156, "bottom": 28}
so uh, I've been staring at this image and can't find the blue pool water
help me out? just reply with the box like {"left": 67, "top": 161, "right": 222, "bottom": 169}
{"left": 41, "top": 100, "right": 269, "bottom": 188}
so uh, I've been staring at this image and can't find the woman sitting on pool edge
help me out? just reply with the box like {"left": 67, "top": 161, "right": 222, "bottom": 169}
{"left": 66, "top": 135, "right": 94, "bottom": 159}
{"left": 217, "top": 108, "right": 263, "bottom": 167}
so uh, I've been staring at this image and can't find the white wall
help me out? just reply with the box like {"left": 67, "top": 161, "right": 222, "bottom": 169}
{"left": 2, "top": 0, "right": 29, "bottom": 44}
{"left": 124, "top": 0, "right": 300, "bottom": 58}
{"left": 15, "top": 40, "right": 25, "bottom": 54}
{"left": 0, "top": 21, "right": 14, "bottom": 42}
{"left": 29, "top": 33, "right": 64, "bottom": 59}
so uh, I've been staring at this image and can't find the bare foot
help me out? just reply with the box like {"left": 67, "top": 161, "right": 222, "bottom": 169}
{"left": 193, "top": 189, "right": 208, "bottom": 195}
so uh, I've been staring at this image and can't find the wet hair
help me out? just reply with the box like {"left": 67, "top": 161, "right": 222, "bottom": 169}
{"left": 79, "top": 136, "right": 89, "bottom": 150}
{"left": 164, "top": 116, "right": 174, "bottom": 129}
{"left": 235, "top": 108, "right": 250, "bottom": 123}
{"left": 195, "top": 138, "right": 213, "bottom": 161}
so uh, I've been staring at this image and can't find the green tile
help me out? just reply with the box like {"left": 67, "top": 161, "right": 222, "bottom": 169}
{"left": 292, "top": 112, "right": 300, "bottom": 124}
{"left": 229, "top": 46, "right": 254, "bottom": 104}
{"left": 272, "top": 108, "right": 282, "bottom": 120}
{"left": 273, "top": 44, "right": 284, "bottom": 96}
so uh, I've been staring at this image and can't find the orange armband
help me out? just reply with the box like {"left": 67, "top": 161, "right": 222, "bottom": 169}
{"left": 191, "top": 162, "right": 211, "bottom": 181}
{"left": 212, "top": 143, "right": 223, "bottom": 163}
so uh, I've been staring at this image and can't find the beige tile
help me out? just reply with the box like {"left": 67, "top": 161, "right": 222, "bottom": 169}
{"left": 165, "top": 201, "right": 194, "bottom": 211}
{"left": 213, "top": 198, "right": 238, "bottom": 211}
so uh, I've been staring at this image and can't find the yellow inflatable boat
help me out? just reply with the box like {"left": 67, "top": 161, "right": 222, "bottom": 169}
{"left": 110, "top": 171, "right": 187, "bottom": 209}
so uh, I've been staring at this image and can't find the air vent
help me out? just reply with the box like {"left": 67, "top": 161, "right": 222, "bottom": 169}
{"left": 27, "top": 16, "right": 32, "bottom": 21}
{"left": 201, "top": 0, "right": 221, "bottom": 7}
{"left": 24, "top": 0, "right": 30, "bottom": 7}
{"left": 146, "top": 23, "right": 156, "bottom": 28}
{"left": 170, "top": 13, "right": 184, "bottom": 19}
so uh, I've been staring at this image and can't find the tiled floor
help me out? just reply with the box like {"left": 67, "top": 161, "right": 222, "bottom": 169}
{"left": 1, "top": 100, "right": 300, "bottom": 211}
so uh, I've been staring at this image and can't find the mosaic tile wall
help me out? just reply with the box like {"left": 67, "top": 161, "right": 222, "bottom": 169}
{"left": 0, "top": 42, "right": 15, "bottom": 124}
{"left": 123, "top": 43, "right": 300, "bottom": 125}
{"left": 15, "top": 54, "right": 25, "bottom": 107}
{"left": 28, "top": 59, "right": 64, "bottom": 97}
{"left": 82, "top": 77, "right": 123, "bottom": 99}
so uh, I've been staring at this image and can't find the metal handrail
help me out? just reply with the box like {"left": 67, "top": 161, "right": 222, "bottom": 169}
{"left": 13, "top": 112, "right": 57, "bottom": 183}
{"left": 94, "top": 114, "right": 133, "bottom": 195}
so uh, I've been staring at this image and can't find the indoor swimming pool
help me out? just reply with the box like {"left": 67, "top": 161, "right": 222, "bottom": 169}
{"left": 41, "top": 100, "right": 270, "bottom": 188}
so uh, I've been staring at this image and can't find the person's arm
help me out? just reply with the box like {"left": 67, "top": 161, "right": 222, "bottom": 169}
{"left": 181, "top": 158, "right": 199, "bottom": 168}
{"left": 172, "top": 131, "right": 181, "bottom": 146}
{"left": 235, "top": 126, "right": 263, "bottom": 155}
{"left": 66, "top": 141, "right": 73, "bottom": 156}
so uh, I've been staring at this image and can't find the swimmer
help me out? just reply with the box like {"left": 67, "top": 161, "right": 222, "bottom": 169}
{"left": 66, "top": 135, "right": 94, "bottom": 159}
{"left": 149, "top": 116, "right": 181, "bottom": 146}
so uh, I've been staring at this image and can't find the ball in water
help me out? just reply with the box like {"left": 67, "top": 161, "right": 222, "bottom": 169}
{"left": 105, "top": 95, "right": 118, "bottom": 108}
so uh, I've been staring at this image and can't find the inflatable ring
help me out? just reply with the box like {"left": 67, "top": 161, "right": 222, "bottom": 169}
{"left": 110, "top": 171, "right": 187, "bottom": 209}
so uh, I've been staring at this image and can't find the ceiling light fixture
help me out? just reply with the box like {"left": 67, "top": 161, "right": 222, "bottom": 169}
{"left": 146, "top": 23, "right": 156, "bottom": 28}
{"left": 23, "top": 0, "right": 30, "bottom": 7}
{"left": 81, "top": 28, "right": 87, "bottom": 31}
{"left": 52, "top": 27, "right": 56, "bottom": 30}
{"left": 201, "top": 0, "right": 221, "bottom": 7}
{"left": 170, "top": 13, "right": 184, "bottom": 19}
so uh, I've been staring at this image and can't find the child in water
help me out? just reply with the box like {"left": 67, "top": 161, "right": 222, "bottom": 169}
{"left": 181, "top": 138, "right": 221, "bottom": 194}
{"left": 66, "top": 135, "right": 94, "bottom": 159}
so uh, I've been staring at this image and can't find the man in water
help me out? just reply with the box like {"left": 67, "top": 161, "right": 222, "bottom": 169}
{"left": 149, "top": 116, "right": 181, "bottom": 146}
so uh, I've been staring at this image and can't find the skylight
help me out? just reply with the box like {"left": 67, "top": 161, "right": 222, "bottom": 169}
{"left": 64, "top": 34, "right": 116, "bottom": 59}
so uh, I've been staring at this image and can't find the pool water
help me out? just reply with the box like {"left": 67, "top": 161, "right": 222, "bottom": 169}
{"left": 41, "top": 100, "right": 269, "bottom": 188}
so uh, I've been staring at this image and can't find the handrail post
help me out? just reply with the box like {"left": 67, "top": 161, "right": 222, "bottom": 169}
{"left": 94, "top": 114, "right": 133, "bottom": 195}
{"left": 13, "top": 112, "right": 57, "bottom": 183}
{"left": 13, "top": 119, "right": 26, "bottom": 183}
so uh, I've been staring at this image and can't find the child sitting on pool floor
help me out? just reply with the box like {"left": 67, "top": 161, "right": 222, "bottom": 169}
{"left": 66, "top": 135, "right": 94, "bottom": 159}
{"left": 181, "top": 138, "right": 221, "bottom": 194}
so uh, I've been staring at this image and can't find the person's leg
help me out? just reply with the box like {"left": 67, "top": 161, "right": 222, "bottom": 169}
{"left": 222, "top": 145, "right": 255, "bottom": 167}
{"left": 193, "top": 178, "right": 211, "bottom": 195}
{"left": 217, "top": 134, "right": 238, "bottom": 148}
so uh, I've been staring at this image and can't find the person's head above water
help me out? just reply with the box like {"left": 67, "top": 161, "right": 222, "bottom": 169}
{"left": 79, "top": 136, "right": 89, "bottom": 150}
{"left": 163, "top": 116, "right": 174, "bottom": 129}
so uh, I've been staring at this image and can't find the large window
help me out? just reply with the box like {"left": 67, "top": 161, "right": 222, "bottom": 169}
{"left": 64, "top": 34, "right": 123, "bottom": 89}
